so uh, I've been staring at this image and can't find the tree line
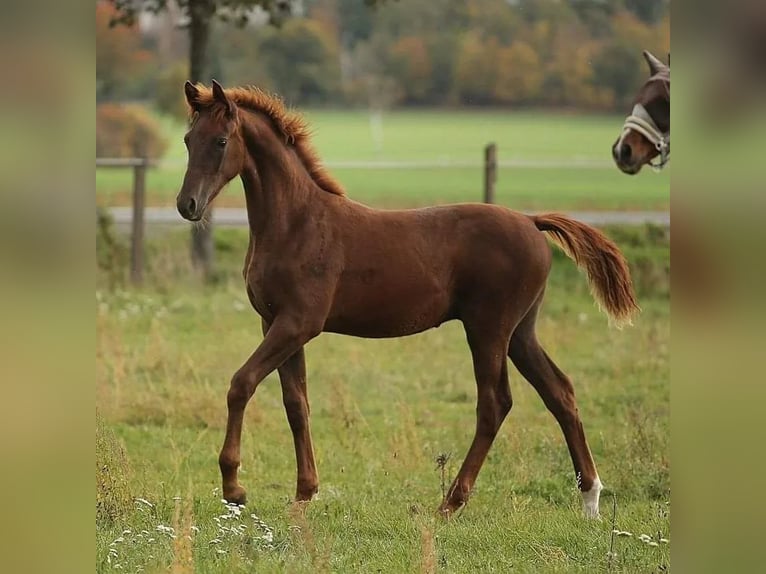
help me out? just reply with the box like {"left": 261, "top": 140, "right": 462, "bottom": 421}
{"left": 99, "top": 0, "right": 669, "bottom": 114}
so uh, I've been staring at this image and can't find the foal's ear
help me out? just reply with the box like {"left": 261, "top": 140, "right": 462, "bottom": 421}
{"left": 184, "top": 80, "right": 201, "bottom": 110}
{"left": 643, "top": 50, "right": 668, "bottom": 76}
{"left": 212, "top": 79, "right": 236, "bottom": 118}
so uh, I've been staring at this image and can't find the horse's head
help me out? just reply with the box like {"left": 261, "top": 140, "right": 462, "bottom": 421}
{"left": 176, "top": 80, "right": 245, "bottom": 221}
{"left": 612, "top": 51, "right": 670, "bottom": 175}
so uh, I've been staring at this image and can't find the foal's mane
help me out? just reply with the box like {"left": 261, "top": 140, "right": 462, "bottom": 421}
{"left": 191, "top": 85, "right": 345, "bottom": 196}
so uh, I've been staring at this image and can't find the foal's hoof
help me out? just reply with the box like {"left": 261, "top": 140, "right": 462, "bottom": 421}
{"left": 437, "top": 499, "right": 465, "bottom": 519}
{"left": 223, "top": 485, "right": 248, "bottom": 506}
{"left": 295, "top": 485, "right": 319, "bottom": 502}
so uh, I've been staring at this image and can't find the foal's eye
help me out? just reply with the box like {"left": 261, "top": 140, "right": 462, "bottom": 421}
{"left": 217, "top": 137, "right": 228, "bottom": 148}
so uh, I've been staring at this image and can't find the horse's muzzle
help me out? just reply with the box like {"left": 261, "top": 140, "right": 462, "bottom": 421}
{"left": 611, "top": 140, "right": 641, "bottom": 175}
{"left": 176, "top": 174, "right": 212, "bottom": 221}
{"left": 177, "top": 194, "right": 204, "bottom": 221}
{"left": 176, "top": 197, "right": 202, "bottom": 221}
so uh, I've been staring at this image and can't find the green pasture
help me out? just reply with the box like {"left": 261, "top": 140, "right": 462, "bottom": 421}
{"left": 96, "top": 110, "right": 669, "bottom": 211}
{"left": 97, "top": 225, "right": 670, "bottom": 573}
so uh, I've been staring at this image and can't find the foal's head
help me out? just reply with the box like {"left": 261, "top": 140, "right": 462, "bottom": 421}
{"left": 612, "top": 51, "right": 670, "bottom": 175}
{"left": 176, "top": 80, "right": 245, "bottom": 221}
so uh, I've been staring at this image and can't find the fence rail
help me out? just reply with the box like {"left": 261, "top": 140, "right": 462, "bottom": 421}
{"left": 107, "top": 206, "right": 670, "bottom": 227}
{"left": 96, "top": 158, "right": 158, "bottom": 168}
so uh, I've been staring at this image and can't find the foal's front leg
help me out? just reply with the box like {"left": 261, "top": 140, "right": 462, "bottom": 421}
{"left": 262, "top": 319, "right": 319, "bottom": 502}
{"left": 276, "top": 347, "right": 319, "bottom": 502}
{"left": 219, "top": 316, "right": 315, "bottom": 505}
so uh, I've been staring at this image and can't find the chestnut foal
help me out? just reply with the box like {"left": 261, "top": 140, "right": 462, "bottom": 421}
{"left": 177, "top": 81, "right": 638, "bottom": 518}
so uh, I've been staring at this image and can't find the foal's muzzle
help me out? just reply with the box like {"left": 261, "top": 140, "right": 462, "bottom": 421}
{"left": 176, "top": 172, "right": 213, "bottom": 221}
{"left": 177, "top": 194, "right": 203, "bottom": 221}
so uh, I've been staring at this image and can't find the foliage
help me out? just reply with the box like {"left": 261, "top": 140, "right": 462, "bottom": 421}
{"left": 97, "top": 1, "right": 155, "bottom": 100}
{"left": 453, "top": 33, "right": 502, "bottom": 105}
{"left": 107, "top": 0, "right": 292, "bottom": 28}
{"left": 388, "top": 36, "right": 432, "bottom": 104}
{"left": 96, "top": 411, "right": 133, "bottom": 524}
{"left": 495, "top": 41, "right": 544, "bottom": 105}
{"left": 155, "top": 63, "right": 191, "bottom": 120}
{"left": 623, "top": 0, "right": 669, "bottom": 25}
{"left": 96, "top": 104, "right": 169, "bottom": 158}
{"left": 255, "top": 19, "right": 341, "bottom": 104}
{"left": 100, "top": 0, "right": 670, "bottom": 109}
{"left": 97, "top": 208, "right": 129, "bottom": 290}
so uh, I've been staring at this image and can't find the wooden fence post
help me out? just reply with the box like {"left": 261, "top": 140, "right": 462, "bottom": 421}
{"left": 130, "top": 156, "right": 147, "bottom": 286}
{"left": 484, "top": 143, "right": 497, "bottom": 204}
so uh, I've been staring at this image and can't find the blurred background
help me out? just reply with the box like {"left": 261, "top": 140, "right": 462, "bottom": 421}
{"left": 98, "top": 0, "right": 670, "bottom": 113}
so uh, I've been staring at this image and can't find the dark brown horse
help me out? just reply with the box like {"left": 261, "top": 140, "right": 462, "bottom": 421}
{"left": 613, "top": 51, "right": 670, "bottom": 174}
{"left": 177, "top": 81, "right": 639, "bottom": 518}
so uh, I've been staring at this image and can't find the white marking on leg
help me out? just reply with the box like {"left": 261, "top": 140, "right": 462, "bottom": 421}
{"left": 581, "top": 476, "right": 603, "bottom": 519}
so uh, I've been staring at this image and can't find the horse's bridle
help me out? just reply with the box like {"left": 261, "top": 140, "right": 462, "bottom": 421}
{"left": 621, "top": 102, "right": 670, "bottom": 171}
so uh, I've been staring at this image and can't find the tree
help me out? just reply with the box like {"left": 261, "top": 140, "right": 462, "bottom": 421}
{"left": 97, "top": 1, "right": 154, "bottom": 101}
{"left": 569, "top": 0, "right": 617, "bottom": 37}
{"left": 623, "top": 0, "right": 668, "bottom": 25}
{"left": 495, "top": 41, "right": 543, "bottom": 105}
{"left": 256, "top": 19, "right": 341, "bottom": 104}
{"left": 590, "top": 41, "right": 641, "bottom": 109}
{"left": 108, "top": 0, "right": 293, "bottom": 280}
{"left": 453, "top": 32, "right": 502, "bottom": 105}
{"left": 388, "top": 36, "right": 431, "bottom": 103}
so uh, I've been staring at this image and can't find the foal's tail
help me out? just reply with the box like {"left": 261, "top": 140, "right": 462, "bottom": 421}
{"left": 532, "top": 213, "right": 640, "bottom": 326}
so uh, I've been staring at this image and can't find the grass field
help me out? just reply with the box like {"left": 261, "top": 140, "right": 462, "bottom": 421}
{"left": 96, "top": 110, "right": 670, "bottom": 211}
{"left": 96, "top": 225, "right": 670, "bottom": 573}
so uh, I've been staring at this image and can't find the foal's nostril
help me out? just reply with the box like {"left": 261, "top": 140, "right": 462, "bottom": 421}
{"left": 187, "top": 197, "right": 197, "bottom": 216}
{"left": 619, "top": 143, "right": 632, "bottom": 162}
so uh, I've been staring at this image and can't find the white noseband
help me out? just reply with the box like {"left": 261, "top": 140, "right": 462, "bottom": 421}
{"left": 619, "top": 103, "right": 670, "bottom": 171}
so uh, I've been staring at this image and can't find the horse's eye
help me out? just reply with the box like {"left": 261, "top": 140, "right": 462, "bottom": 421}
{"left": 217, "top": 137, "right": 228, "bottom": 147}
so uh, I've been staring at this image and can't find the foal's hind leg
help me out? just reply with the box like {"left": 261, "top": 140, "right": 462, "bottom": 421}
{"left": 439, "top": 324, "right": 513, "bottom": 516}
{"left": 508, "top": 302, "right": 603, "bottom": 518}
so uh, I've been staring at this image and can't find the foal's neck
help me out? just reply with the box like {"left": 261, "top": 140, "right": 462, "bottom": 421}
{"left": 239, "top": 111, "right": 318, "bottom": 237}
